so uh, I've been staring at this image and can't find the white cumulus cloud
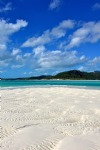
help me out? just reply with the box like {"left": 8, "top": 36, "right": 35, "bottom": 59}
{"left": 0, "top": 19, "right": 28, "bottom": 68}
{"left": 11, "top": 49, "right": 21, "bottom": 56}
{"left": 33, "top": 45, "right": 46, "bottom": 55}
{"left": 22, "top": 20, "right": 75, "bottom": 47}
{"left": 0, "top": 19, "right": 28, "bottom": 43}
{"left": 1, "top": 19, "right": 100, "bottom": 74}
{"left": 31, "top": 48, "right": 86, "bottom": 71}
{"left": 67, "top": 21, "right": 100, "bottom": 49}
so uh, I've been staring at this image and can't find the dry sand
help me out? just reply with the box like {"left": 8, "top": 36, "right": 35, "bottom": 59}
{"left": 1, "top": 87, "right": 100, "bottom": 150}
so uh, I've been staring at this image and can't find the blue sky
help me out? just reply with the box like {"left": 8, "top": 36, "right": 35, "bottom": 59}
{"left": 0, "top": 0, "right": 100, "bottom": 78}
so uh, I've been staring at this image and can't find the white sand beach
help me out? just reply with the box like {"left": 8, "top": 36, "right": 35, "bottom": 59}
{"left": 1, "top": 87, "right": 100, "bottom": 150}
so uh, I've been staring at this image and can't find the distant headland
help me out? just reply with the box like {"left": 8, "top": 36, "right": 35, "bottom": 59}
{"left": 1, "top": 70, "right": 100, "bottom": 80}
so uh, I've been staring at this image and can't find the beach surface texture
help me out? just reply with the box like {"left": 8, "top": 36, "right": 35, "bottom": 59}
{"left": 1, "top": 87, "right": 100, "bottom": 150}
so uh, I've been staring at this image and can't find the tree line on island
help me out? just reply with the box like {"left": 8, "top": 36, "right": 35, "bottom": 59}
{"left": 2, "top": 70, "right": 100, "bottom": 80}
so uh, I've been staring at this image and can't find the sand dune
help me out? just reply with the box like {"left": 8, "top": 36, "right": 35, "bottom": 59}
{"left": 1, "top": 87, "right": 100, "bottom": 150}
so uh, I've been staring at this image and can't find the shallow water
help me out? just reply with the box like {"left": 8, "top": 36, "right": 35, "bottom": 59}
{"left": 0, "top": 80, "right": 100, "bottom": 89}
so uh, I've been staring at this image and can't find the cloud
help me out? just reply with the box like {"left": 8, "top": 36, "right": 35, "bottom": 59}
{"left": 12, "top": 64, "right": 24, "bottom": 68}
{"left": 89, "top": 57, "right": 100, "bottom": 66}
{"left": 11, "top": 49, "right": 21, "bottom": 56}
{"left": 0, "top": 19, "right": 28, "bottom": 43}
{"left": 0, "top": 19, "right": 28, "bottom": 68}
{"left": 0, "top": 50, "right": 25, "bottom": 68}
{"left": 0, "top": 44, "right": 86, "bottom": 74}
{"left": 33, "top": 45, "right": 46, "bottom": 55}
{"left": 31, "top": 46, "right": 86, "bottom": 71}
{"left": 67, "top": 21, "right": 100, "bottom": 49}
{"left": 23, "top": 53, "right": 31, "bottom": 58}
{"left": 0, "top": 19, "right": 28, "bottom": 54}
{"left": 0, "top": 70, "right": 5, "bottom": 73}
{"left": 0, "top": 44, "right": 6, "bottom": 51}
{"left": 23, "top": 71, "right": 33, "bottom": 75}
{"left": 22, "top": 20, "right": 100, "bottom": 50}
{"left": 0, "top": 19, "right": 28, "bottom": 58}
{"left": 0, "top": 2, "right": 12, "bottom": 13}
{"left": 78, "top": 57, "right": 100, "bottom": 72}
{"left": 49, "top": 0, "right": 61, "bottom": 10}
{"left": 22, "top": 20, "right": 75, "bottom": 47}
{"left": 92, "top": 3, "right": 100, "bottom": 10}
{"left": 1, "top": 19, "right": 100, "bottom": 75}
{"left": 0, "top": 60, "right": 9, "bottom": 67}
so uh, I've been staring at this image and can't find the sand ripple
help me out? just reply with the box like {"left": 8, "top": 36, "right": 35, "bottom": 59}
{"left": 1, "top": 87, "right": 100, "bottom": 150}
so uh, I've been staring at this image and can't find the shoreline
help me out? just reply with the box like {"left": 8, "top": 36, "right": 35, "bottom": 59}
{"left": 1, "top": 79, "right": 100, "bottom": 81}
{"left": 1, "top": 85, "right": 100, "bottom": 90}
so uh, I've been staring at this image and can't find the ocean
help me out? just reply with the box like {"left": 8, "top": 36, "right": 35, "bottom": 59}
{"left": 0, "top": 80, "right": 100, "bottom": 89}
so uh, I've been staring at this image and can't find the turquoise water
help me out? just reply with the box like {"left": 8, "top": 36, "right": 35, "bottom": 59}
{"left": 0, "top": 80, "right": 100, "bottom": 89}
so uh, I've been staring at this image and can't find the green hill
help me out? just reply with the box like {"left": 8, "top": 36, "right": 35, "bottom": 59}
{"left": 1, "top": 70, "right": 100, "bottom": 80}
{"left": 54, "top": 70, "right": 100, "bottom": 80}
